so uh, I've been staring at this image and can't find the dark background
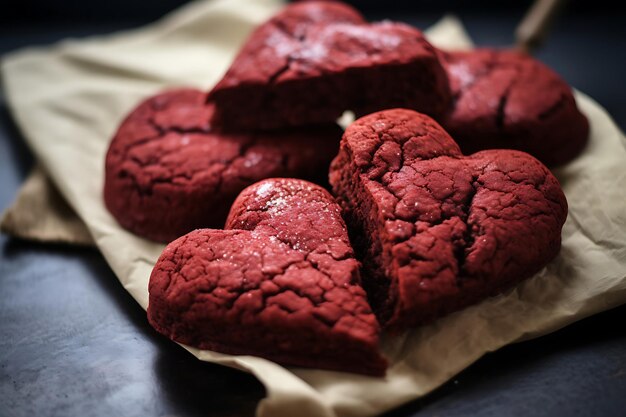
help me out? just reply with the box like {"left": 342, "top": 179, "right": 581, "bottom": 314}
{"left": 1, "top": 1, "right": 625, "bottom": 417}
{"left": 0, "top": 0, "right": 620, "bottom": 21}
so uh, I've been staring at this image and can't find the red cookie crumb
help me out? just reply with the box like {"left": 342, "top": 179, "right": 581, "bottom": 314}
{"left": 441, "top": 49, "right": 589, "bottom": 166}
{"left": 208, "top": 1, "right": 450, "bottom": 130}
{"left": 330, "top": 109, "right": 568, "bottom": 331}
{"left": 148, "top": 179, "right": 387, "bottom": 375}
{"left": 104, "top": 89, "right": 341, "bottom": 242}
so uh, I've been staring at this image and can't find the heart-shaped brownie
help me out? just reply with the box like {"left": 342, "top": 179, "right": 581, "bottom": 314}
{"left": 147, "top": 178, "right": 387, "bottom": 375}
{"left": 208, "top": 1, "right": 450, "bottom": 130}
{"left": 104, "top": 89, "right": 341, "bottom": 242}
{"left": 330, "top": 109, "right": 568, "bottom": 331}
{"left": 441, "top": 49, "right": 589, "bottom": 166}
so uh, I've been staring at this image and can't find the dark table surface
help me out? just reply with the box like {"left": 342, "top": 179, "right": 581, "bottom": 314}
{"left": 1, "top": 6, "right": 626, "bottom": 417}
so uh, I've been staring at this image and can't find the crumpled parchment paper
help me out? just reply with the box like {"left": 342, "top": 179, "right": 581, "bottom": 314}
{"left": 2, "top": 1, "right": 625, "bottom": 416}
{"left": 0, "top": 164, "right": 93, "bottom": 245}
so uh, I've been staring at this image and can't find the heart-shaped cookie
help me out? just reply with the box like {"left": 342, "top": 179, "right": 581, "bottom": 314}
{"left": 330, "top": 109, "right": 568, "bottom": 331}
{"left": 441, "top": 49, "right": 589, "bottom": 166}
{"left": 208, "top": 1, "right": 450, "bottom": 130}
{"left": 148, "top": 178, "right": 387, "bottom": 375}
{"left": 104, "top": 89, "right": 341, "bottom": 242}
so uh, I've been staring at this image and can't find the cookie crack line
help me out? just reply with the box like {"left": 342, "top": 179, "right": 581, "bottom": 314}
{"left": 146, "top": 117, "right": 211, "bottom": 136}
{"left": 495, "top": 77, "right": 517, "bottom": 130}
{"left": 454, "top": 174, "right": 479, "bottom": 280}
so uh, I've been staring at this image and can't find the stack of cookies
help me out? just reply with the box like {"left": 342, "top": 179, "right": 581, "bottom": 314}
{"left": 104, "top": 1, "right": 586, "bottom": 375}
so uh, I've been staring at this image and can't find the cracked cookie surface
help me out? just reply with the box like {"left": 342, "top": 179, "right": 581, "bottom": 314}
{"left": 441, "top": 49, "right": 589, "bottom": 166}
{"left": 208, "top": 1, "right": 450, "bottom": 130}
{"left": 104, "top": 89, "right": 341, "bottom": 242}
{"left": 330, "top": 109, "right": 568, "bottom": 331}
{"left": 148, "top": 178, "right": 387, "bottom": 375}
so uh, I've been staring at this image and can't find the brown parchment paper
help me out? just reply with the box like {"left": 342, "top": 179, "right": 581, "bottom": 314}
{"left": 0, "top": 164, "right": 93, "bottom": 245}
{"left": 2, "top": 0, "right": 625, "bottom": 415}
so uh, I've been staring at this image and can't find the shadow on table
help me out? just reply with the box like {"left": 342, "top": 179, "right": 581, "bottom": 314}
{"left": 155, "top": 346, "right": 265, "bottom": 417}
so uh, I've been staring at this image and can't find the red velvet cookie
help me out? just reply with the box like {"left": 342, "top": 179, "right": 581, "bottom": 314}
{"left": 104, "top": 89, "right": 341, "bottom": 242}
{"left": 441, "top": 49, "right": 589, "bottom": 166}
{"left": 148, "top": 178, "right": 387, "bottom": 375}
{"left": 330, "top": 109, "right": 568, "bottom": 331}
{"left": 208, "top": 1, "right": 450, "bottom": 130}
